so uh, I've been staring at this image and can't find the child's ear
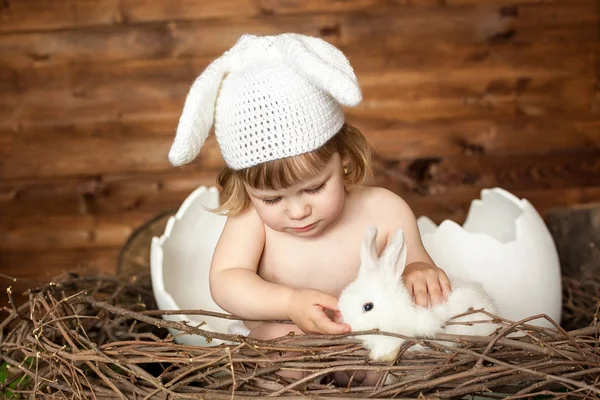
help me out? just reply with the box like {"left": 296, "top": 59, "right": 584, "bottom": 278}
{"left": 340, "top": 154, "right": 351, "bottom": 175}
{"left": 341, "top": 153, "right": 351, "bottom": 167}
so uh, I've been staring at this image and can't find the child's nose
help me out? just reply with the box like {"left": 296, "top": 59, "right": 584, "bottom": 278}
{"left": 287, "top": 201, "right": 311, "bottom": 220}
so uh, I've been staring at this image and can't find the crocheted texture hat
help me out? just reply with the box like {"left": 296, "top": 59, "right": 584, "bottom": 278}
{"left": 168, "top": 33, "right": 363, "bottom": 170}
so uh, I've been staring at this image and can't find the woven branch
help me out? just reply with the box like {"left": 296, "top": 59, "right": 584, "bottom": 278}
{"left": 0, "top": 271, "right": 599, "bottom": 399}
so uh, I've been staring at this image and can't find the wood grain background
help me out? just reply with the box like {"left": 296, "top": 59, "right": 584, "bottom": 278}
{"left": 1, "top": 0, "right": 599, "bottom": 302}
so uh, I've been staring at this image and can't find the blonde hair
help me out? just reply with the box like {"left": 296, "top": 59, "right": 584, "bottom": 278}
{"left": 214, "top": 123, "right": 374, "bottom": 215}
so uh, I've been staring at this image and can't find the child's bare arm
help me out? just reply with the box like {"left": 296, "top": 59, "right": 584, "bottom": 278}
{"left": 210, "top": 208, "right": 288, "bottom": 319}
{"left": 209, "top": 207, "right": 349, "bottom": 334}
{"left": 375, "top": 188, "right": 452, "bottom": 307}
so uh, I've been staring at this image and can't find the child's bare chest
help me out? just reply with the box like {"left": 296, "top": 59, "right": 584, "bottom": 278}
{"left": 258, "top": 221, "right": 384, "bottom": 297}
{"left": 258, "top": 239, "right": 359, "bottom": 297}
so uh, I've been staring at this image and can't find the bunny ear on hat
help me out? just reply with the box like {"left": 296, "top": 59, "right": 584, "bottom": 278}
{"left": 168, "top": 57, "right": 227, "bottom": 166}
{"left": 273, "top": 34, "right": 362, "bottom": 107}
{"left": 168, "top": 35, "right": 258, "bottom": 166}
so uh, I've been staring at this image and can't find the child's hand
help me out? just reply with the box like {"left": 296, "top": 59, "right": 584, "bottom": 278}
{"left": 402, "top": 262, "right": 452, "bottom": 308}
{"left": 287, "top": 289, "right": 351, "bottom": 335}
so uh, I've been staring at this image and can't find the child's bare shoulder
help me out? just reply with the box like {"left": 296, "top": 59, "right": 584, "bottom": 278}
{"left": 352, "top": 186, "right": 412, "bottom": 212}
{"left": 217, "top": 205, "right": 265, "bottom": 248}
{"left": 350, "top": 186, "right": 419, "bottom": 237}
{"left": 212, "top": 205, "right": 265, "bottom": 272}
{"left": 220, "top": 204, "right": 265, "bottom": 240}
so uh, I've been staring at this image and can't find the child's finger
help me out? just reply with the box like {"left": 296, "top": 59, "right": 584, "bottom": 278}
{"left": 314, "top": 312, "right": 350, "bottom": 334}
{"left": 411, "top": 282, "right": 429, "bottom": 308}
{"left": 440, "top": 275, "right": 453, "bottom": 300}
{"left": 427, "top": 277, "right": 444, "bottom": 306}
{"left": 315, "top": 292, "right": 339, "bottom": 311}
{"left": 333, "top": 310, "right": 344, "bottom": 324}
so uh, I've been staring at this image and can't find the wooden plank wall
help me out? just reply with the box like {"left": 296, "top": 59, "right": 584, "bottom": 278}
{"left": 0, "top": 0, "right": 599, "bottom": 299}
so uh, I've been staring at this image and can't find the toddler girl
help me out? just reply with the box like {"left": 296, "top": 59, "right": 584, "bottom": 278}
{"left": 168, "top": 33, "right": 451, "bottom": 342}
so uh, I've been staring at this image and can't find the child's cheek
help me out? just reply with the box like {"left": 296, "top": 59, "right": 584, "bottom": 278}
{"left": 323, "top": 188, "right": 345, "bottom": 220}
{"left": 264, "top": 208, "right": 282, "bottom": 230}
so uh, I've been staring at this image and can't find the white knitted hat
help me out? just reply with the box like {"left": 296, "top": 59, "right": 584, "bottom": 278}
{"left": 168, "top": 33, "right": 362, "bottom": 170}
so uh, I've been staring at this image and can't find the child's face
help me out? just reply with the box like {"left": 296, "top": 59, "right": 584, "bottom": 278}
{"left": 245, "top": 153, "right": 347, "bottom": 237}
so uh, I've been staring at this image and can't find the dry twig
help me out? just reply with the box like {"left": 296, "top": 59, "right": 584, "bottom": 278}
{"left": 0, "top": 271, "right": 598, "bottom": 398}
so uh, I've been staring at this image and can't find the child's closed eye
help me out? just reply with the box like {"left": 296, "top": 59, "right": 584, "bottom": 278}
{"left": 262, "top": 197, "right": 282, "bottom": 206}
{"left": 260, "top": 181, "right": 325, "bottom": 205}
{"left": 305, "top": 183, "right": 326, "bottom": 194}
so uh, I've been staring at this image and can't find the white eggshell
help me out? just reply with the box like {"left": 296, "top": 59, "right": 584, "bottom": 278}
{"left": 417, "top": 188, "right": 562, "bottom": 328}
{"left": 150, "top": 186, "right": 235, "bottom": 346}
{"left": 151, "top": 186, "right": 562, "bottom": 347}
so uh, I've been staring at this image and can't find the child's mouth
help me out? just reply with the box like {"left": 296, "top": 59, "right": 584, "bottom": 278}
{"left": 292, "top": 222, "right": 318, "bottom": 232}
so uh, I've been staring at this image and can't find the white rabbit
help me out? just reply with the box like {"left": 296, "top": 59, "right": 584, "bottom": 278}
{"left": 338, "top": 226, "right": 498, "bottom": 362}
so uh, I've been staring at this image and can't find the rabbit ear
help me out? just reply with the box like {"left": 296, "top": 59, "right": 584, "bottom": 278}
{"left": 273, "top": 34, "right": 362, "bottom": 107}
{"left": 379, "top": 229, "right": 407, "bottom": 273}
{"left": 359, "top": 226, "right": 379, "bottom": 276}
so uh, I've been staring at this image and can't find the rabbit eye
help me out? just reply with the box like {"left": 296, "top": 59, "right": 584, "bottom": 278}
{"left": 362, "top": 302, "right": 374, "bottom": 312}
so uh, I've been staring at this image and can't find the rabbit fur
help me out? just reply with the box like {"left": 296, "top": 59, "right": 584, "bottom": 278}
{"left": 338, "top": 226, "right": 498, "bottom": 361}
